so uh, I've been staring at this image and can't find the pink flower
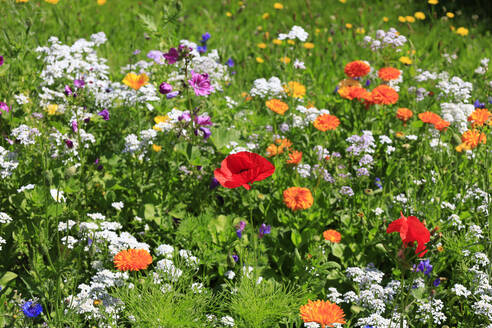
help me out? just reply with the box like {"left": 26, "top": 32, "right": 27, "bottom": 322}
{"left": 188, "top": 70, "right": 214, "bottom": 96}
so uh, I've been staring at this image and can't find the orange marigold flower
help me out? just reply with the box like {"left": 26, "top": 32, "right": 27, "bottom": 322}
{"left": 286, "top": 150, "right": 302, "bottom": 165}
{"left": 418, "top": 111, "right": 442, "bottom": 124}
{"left": 283, "top": 187, "right": 313, "bottom": 211}
{"left": 313, "top": 114, "right": 340, "bottom": 131}
{"left": 114, "top": 249, "right": 152, "bottom": 272}
{"left": 266, "top": 99, "right": 289, "bottom": 115}
{"left": 344, "top": 60, "right": 371, "bottom": 78}
{"left": 300, "top": 299, "right": 346, "bottom": 328}
{"left": 468, "top": 108, "right": 491, "bottom": 127}
{"left": 371, "top": 85, "right": 398, "bottom": 105}
{"left": 461, "top": 130, "right": 487, "bottom": 149}
{"left": 266, "top": 144, "right": 279, "bottom": 157}
{"left": 323, "top": 230, "right": 341, "bottom": 243}
{"left": 433, "top": 119, "right": 450, "bottom": 132}
{"left": 338, "top": 86, "right": 371, "bottom": 101}
{"left": 396, "top": 108, "right": 413, "bottom": 122}
{"left": 378, "top": 67, "right": 401, "bottom": 81}
{"left": 276, "top": 138, "right": 292, "bottom": 151}
{"left": 122, "top": 72, "right": 149, "bottom": 90}
{"left": 284, "top": 81, "right": 306, "bottom": 98}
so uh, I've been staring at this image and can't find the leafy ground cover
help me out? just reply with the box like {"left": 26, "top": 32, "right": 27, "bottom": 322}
{"left": 1, "top": 0, "right": 491, "bottom": 327}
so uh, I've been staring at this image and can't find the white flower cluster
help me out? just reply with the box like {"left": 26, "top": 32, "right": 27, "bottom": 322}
{"left": 11, "top": 124, "right": 41, "bottom": 145}
{"left": 0, "top": 146, "right": 18, "bottom": 179}
{"left": 440, "top": 102, "right": 475, "bottom": 133}
{"left": 278, "top": 25, "right": 309, "bottom": 42}
{"left": 475, "top": 57, "right": 489, "bottom": 75}
{"left": 363, "top": 28, "right": 407, "bottom": 52}
{"left": 250, "top": 76, "right": 285, "bottom": 98}
{"left": 437, "top": 76, "right": 473, "bottom": 102}
{"left": 416, "top": 298, "right": 447, "bottom": 324}
{"left": 356, "top": 313, "right": 408, "bottom": 328}
{"left": 293, "top": 105, "right": 330, "bottom": 127}
{"left": 155, "top": 259, "right": 183, "bottom": 282}
{"left": 123, "top": 129, "right": 157, "bottom": 159}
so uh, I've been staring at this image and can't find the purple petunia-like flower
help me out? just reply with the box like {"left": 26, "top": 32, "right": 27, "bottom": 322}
{"left": 166, "top": 91, "right": 179, "bottom": 99}
{"left": 65, "top": 139, "right": 74, "bottom": 149}
{"left": 74, "top": 79, "right": 85, "bottom": 88}
{"left": 159, "top": 82, "right": 173, "bottom": 95}
{"left": 188, "top": 70, "right": 214, "bottom": 96}
{"left": 0, "top": 56, "right": 4, "bottom": 66}
{"left": 22, "top": 301, "right": 43, "bottom": 318}
{"left": 0, "top": 102, "right": 9, "bottom": 114}
{"left": 236, "top": 220, "right": 246, "bottom": 238}
{"left": 259, "top": 223, "right": 271, "bottom": 238}
{"left": 71, "top": 120, "right": 78, "bottom": 133}
{"left": 98, "top": 109, "right": 110, "bottom": 121}
{"left": 163, "top": 48, "right": 179, "bottom": 64}
{"left": 232, "top": 254, "right": 239, "bottom": 262}
{"left": 197, "top": 126, "right": 211, "bottom": 139}
{"left": 195, "top": 115, "right": 212, "bottom": 126}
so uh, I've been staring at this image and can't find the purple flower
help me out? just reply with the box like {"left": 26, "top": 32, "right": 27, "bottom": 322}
{"left": 333, "top": 86, "right": 339, "bottom": 94}
{"left": 71, "top": 120, "right": 78, "bottom": 132}
{"left": 0, "top": 102, "right": 9, "bottom": 114}
{"left": 188, "top": 70, "right": 214, "bottom": 96}
{"left": 74, "top": 79, "right": 85, "bottom": 88}
{"left": 195, "top": 115, "right": 212, "bottom": 126}
{"left": 0, "top": 56, "right": 4, "bottom": 66}
{"left": 163, "top": 48, "right": 179, "bottom": 64}
{"left": 94, "top": 158, "right": 103, "bottom": 171}
{"left": 98, "top": 109, "right": 110, "bottom": 121}
{"left": 64, "top": 85, "right": 73, "bottom": 96}
{"left": 374, "top": 177, "right": 383, "bottom": 189}
{"left": 416, "top": 259, "right": 433, "bottom": 276}
{"left": 201, "top": 32, "right": 211, "bottom": 43}
{"left": 474, "top": 99, "right": 485, "bottom": 109}
{"left": 236, "top": 220, "right": 246, "bottom": 238}
{"left": 259, "top": 224, "right": 271, "bottom": 238}
{"left": 178, "top": 112, "right": 191, "bottom": 122}
{"left": 226, "top": 58, "right": 235, "bottom": 67}
{"left": 210, "top": 177, "right": 220, "bottom": 189}
{"left": 133, "top": 49, "right": 141, "bottom": 55}
{"left": 197, "top": 126, "right": 211, "bottom": 139}
{"left": 340, "top": 186, "right": 354, "bottom": 197}
{"left": 159, "top": 82, "right": 173, "bottom": 95}
{"left": 236, "top": 229, "right": 243, "bottom": 238}
{"left": 65, "top": 139, "right": 74, "bottom": 149}
{"left": 32, "top": 112, "right": 43, "bottom": 119}
{"left": 197, "top": 45, "right": 207, "bottom": 53}
{"left": 166, "top": 91, "right": 179, "bottom": 99}
{"left": 232, "top": 254, "right": 239, "bottom": 262}
{"left": 433, "top": 278, "right": 441, "bottom": 287}
{"left": 22, "top": 301, "right": 43, "bottom": 318}
{"left": 147, "top": 50, "right": 164, "bottom": 64}
{"left": 365, "top": 79, "right": 371, "bottom": 87}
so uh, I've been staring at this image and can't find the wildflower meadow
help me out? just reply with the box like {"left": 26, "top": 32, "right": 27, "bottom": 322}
{"left": 1, "top": 0, "right": 491, "bottom": 327}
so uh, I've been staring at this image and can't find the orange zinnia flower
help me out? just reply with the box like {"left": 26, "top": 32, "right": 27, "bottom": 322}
{"left": 378, "top": 67, "right": 401, "bottom": 81}
{"left": 283, "top": 187, "right": 313, "bottom": 211}
{"left": 266, "top": 99, "right": 289, "bottom": 115}
{"left": 396, "top": 108, "right": 413, "bottom": 122}
{"left": 323, "top": 230, "right": 341, "bottom": 243}
{"left": 418, "top": 111, "right": 442, "bottom": 124}
{"left": 313, "top": 114, "right": 340, "bottom": 131}
{"left": 433, "top": 119, "right": 450, "bottom": 132}
{"left": 300, "top": 300, "right": 346, "bottom": 328}
{"left": 284, "top": 81, "right": 306, "bottom": 98}
{"left": 371, "top": 85, "right": 398, "bottom": 105}
{"left": 122, "top": 72, "right": 149, "bottom": 90}
{"left": 468, "top": 108, "right": 491, "bottom": 127}
{"left": 338, "top": 86, "right": 370, "bottom": 101}
{"left": 114, "top": 249, "right": 153, "bottom": 272}
{"left": 344, "top": 60, "right": 371, "bottom": 78}
{"left": 286, "top": 150, "right": 302, "bottom": 165}
{"left": 461, "top": 130, "right": 487, "bottom": 149}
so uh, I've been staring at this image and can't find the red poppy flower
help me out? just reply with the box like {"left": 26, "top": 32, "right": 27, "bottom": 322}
{"left": 214, "top": 151, "right": 275, "bottom": 190}
{"left": 386, "top": 212, "right": 430, "bottom": 257}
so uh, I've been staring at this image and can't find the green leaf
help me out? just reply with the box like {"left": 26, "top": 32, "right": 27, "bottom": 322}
{"left": 331, "top": 243, "right": 345, "bottom": 259}
{"left": 144, "top": 203, "right": 155, "bottom": 219}
{"left": 291, "top": 230, "right": 302, "bottom": 248}
{"left": 0, "top": 272, "right": 17, "bottom": 286}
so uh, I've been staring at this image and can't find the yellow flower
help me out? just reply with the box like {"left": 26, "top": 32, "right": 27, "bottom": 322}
{"left": 45, "top": 0, "right": 59, "bottom": 3}
{"left": 46, "top": 104, "right": 59, "bottom": 115}
{"left": 284, "top": 81, "right": 306, "bottom": 99}
{"left": 339, "top": 0, "right": 346, "bottom": 3}
{"left": 16, "top": 0, "right": 29, "bottom": 2}
{"left": 280, "top": 56, "right": 291, "bottom": 64}
{"left": 383, "top": 16, "right": 389, "bottom": 22}
{"left": 152, "top": 144, "right": 162, "bottom": 152}
{"left": 257, "top": 26, "right": 263, "bottom": 31}
{"left": 398, "top": 16, "right": 406, "bottom": 23}
{"left": 262, "top": 13, "right": 270, "bottom": 19}
{"left": 153, "top": 115, "right": 170, "bottom": 131}
{"left": 273, "top": 39, "right": 283, "bottom": 45}
{"left": 303, "top": 42, "right": 315, "bottom": 49}
{"left": 257, "top": 43, "right": 267, "bottom": 49}
{"left": 226, "top": 12, "right": 232, "bottom": 17}
{"left": 450, "top": 25, "right": 456, "bottom": 31}
{"left": 456, "top": 27, "right": 469, "bottom": 36}
{"left": 238, "top": 1, "right": 244, "bottom": 6}
{"left": 355, "top": 27, "right": 365, "bottom": 34}
{"left": 256, "top": 57, "right": 264, "bottom": 63}
{"left": 273, "top": 2, "right": 283, "bottom": 9}
{"left": 446, "top": 12, "right": 455, "bottom": 18}
{"left": 328, "top": 36, "right": 333, "bottom": 42}
{"left": 287, "top": 39, "right": 295, "bottom": 45}
{"left": 406, "top": 16, "right": 415, "bottom": 23}
{"left": 122, "top": 72, "right": 149, "bottom": 90}
{"left": 399, "top": 56, "right": 412, "bottom": 65}
{"left": 428, "top": 0, "right": 438, "bottom": 4}
{"left": 315, "top": 28, "right": 321, "bottom": 35}
{"left": 97, "top": 0, "right": 106, "bottom": 4}
{"left": 345, "top": 23, "right": 353, "bottom": 29}
{"left": 414, "top": 12, "right": 425, "bottom": 20}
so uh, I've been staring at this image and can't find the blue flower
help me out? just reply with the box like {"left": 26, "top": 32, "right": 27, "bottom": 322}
{"left": 201, "top": 32, "right": 211, "bottom": 43}
{"left": 197, "top": 45, "right": 207, "bottom": 53}
{"left": 259, "top": 223, "right": 271, "bottom": 238}
{"left": 232, "top": 254, "right": 239, "bottom": 262}
{"left": 365, "top": 79, "right": 371, "bottom": 87}
{"left": 433, "top": 278, "right": 441, "bottom": 287}
{"left": 22, "top": 301, "right": 43, "bottom": 318}
{"left": 415, "top": 259, "right": 433, "bottom": 276}
{"left": 474, "top": 99, "right": 485, "bottom": 109}
{"left": 226, "top": 58, "right": 235, "bottom": 67}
